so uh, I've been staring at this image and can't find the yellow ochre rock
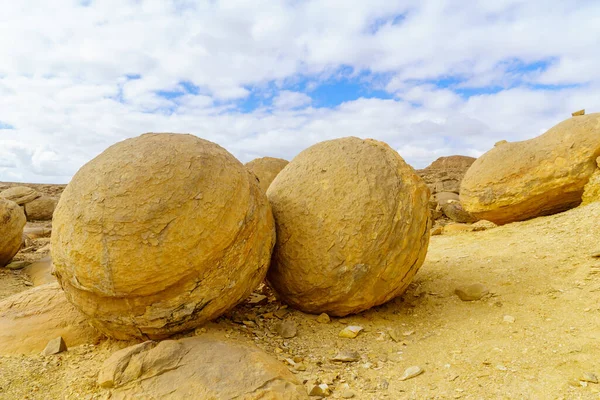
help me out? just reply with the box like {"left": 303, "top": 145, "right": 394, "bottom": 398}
{"left": 51, "top": 133, "right": 276, "bottom": 340}
{"left": 0, "top": 198, "right": 26, "bottom": 267}
{"left": 245, "top": 156, "right": 289, "bottom": 193}
{"left": 266, "top": 137, "right": 431, "bottom": 316}
{"left": 460, "top": 113, "right": 600, "bottom": 224}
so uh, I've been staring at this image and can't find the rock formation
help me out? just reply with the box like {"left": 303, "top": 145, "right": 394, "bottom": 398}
{"left": 98, "top": 335, "right": 308, "bottom": 399}
{"left": 0, "top": 186, "right": 57, "bottom": 221}
{"left": 266, "top": 137, "right": 431, "bottom": 316}
{"left": 0, "top": 283, "right": 101, "bottom": 355}
{"left": 461, "top": 113, "right": 600, "bottom": 224}
{"left": 416, "top": 155, "right": 476, "bottom": 195}
{"left": 52, "top": 133, "right": 276, "bottom": 340}
{"left": 245, "top": 157, "right": 289, "bottom": 193}
{"left": 582, "top": 157, "right": 600, "bottom": 205}
{"left": 0, "top": 198, "right": 26, "bottom": 267}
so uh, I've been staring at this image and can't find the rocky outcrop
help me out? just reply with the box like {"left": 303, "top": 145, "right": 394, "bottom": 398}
{"left": 0, "top": 198, "right": 26, "bottom": 267}
{"left": 52, "top": 133, "right": 276, "bottom": 340}
{"left": 245, "top": 157, "right": 289, "bottom": 193}
{"left": 267, "top": 137, "right": 431, "bottom": 316}
{"left": 582, "top": 157, "right": 600, "bottom": 205}
{"left": 98, "top": 335, "right": 308, "bottom": 399}
{"left": 461, "top": 113, "right": 600, "bottom": 224}
{"left": 417, "top": 156, "right": 476, "bottom": 195}
{"left": 0, "top": 283, "right": 102, "bottom": 355}
{"left": 0, "top": 186, "right": 41, "bottom": 205}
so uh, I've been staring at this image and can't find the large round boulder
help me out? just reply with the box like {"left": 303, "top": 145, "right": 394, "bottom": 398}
{"left": 245, "top": 157, "right": 289, "bottom": 193}
{"left": 0, "top": 198, "right": 26, "bottom": 267}
{"left": 24, "top": 196, "right": 58, "bottom": 221}
{"left": 460, "top": 113, "right": 600, "bottom": 224}
{"left": 52, "top": 133, "right": 276, "bottom": 340}
{"left": 266, "top": 137, "right": 431, "bottom": 316}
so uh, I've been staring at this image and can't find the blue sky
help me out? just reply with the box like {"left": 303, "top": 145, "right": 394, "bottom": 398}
{"left": 0, "top": 0, "right": 599, "bottom": 183}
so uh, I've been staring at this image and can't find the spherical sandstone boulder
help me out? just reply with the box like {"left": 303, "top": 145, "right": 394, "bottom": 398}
{"left": 461, "top": 113, "right": 600, "bottom": 224}
{"left": 0, "top": 198, "right": 26, "bottom": 267}
{"left": 52, "top": 133, "right": 276, "bottom": 340}
{"left": 266, "top": 137, "right": 431, "bottom": 316}
{"left": 245, "top": 157, "right": 289, "bottom": 193}
{"left": 24, "top": 196, "right": 58, "bottom": 221}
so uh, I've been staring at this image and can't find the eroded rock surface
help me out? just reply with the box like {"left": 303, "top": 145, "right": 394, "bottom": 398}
{"left": 0, "top": 198, "right": 26, "bottom": 267}
{"left": 245, "top": 157, "right": 289, "bottom": 193}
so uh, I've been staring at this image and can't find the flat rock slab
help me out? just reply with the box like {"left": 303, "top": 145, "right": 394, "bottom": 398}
{"left": 455, "top": 283, "right": 489, "bottom": 301}
{"left": 98, "top": 334, "right": 308, "bottom": 399}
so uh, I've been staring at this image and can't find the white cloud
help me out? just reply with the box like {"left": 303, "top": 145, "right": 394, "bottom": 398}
{"left": 0, "top": 0, "right": 599, "bottom": 183}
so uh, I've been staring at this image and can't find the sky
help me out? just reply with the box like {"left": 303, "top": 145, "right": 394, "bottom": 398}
{"left": 1, "top": 0, "right": 599, "bottom": 183}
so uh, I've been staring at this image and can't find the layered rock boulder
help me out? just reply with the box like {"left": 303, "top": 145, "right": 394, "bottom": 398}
{"left": 245, "top": 157, "right": 289, "bottom": 193}
{"left": 52, "top": 133, "right": 276, "bottom": 340}
{"left": 98, "top": 335, "right": 308, "bottom": 399}
{"left": 267, "top": 137, "right": 431, "bottom": 316}
{"left": 0, "top": 186, "right": 41, "bottom": 205}
{"left": 0, "top": 283, "right": 102, "bottom": 355}
{"left": 417, "top": 156, "right": 476, "bottom": 195}
{"left": 0, "top": 198, "right": 26, "bottom": 267}
{"left": 461, "top": 113, "right": 600, "bottom": 224}
{"left": 25, "top": 196, "right": 58, "bottom": 220}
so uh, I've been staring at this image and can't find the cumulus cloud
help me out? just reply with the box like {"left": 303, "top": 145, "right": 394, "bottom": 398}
{"left": 0, "top": 0, "right": 599, "bottom": 183}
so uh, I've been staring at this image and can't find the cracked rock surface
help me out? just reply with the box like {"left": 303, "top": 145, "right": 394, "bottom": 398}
{"left": 266, "top": 137, "right": 431, "bottom": 316}
{"left": 51, "top": 133, "right": 276, "bottom": 340}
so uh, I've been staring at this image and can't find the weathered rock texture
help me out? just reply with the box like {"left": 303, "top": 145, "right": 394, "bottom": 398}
{"left": 0, "top": 186, "right": 41, "bottom": 205}
{"left": 0, "top": 283, "right": 101, "bottom": 355}
{"left": 417, "top": 156, "right": 476, "bottom": 195}
{"left": 582, "top": 157, "right": 600, "bottom": 205}
{"left": 0, "top": 198, "right": 26, "bottom": 267}
{"left": 25, "top": 196, "right": 58, "bottom": 220}
{"left": 52, "top": 133, "right": 276, "bottom": 340}
{"left": 461, "top": 114, "right": 600, "bottom": 224}
{"left": 245, "top": 157, "right": 289, "bottom": 193}
{"left": 267, "top": 137, "right": 431, "bottom": 316}
{"left": 98, "top": 335, "right": 308, "bottom": 399}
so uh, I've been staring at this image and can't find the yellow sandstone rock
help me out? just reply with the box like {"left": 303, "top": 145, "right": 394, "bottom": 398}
{"left": 52, "top": 133, "right": 276, "bottom": 340}
{"left": 267, "top": 137, "right": 431, "bottom": 316}
{"left": 0, "top": 283, "right": 101, "bottom": 355}
{"left": 0, "top": 198, "right": 26, "bottom": 267}
{"left": 460, "top": 113, "right": 600, "bottom": 224}
{"left": 245, "top": 157, "right": 289, "bottom": 193}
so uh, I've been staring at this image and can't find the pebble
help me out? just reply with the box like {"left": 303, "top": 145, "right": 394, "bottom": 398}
{"left": 42, "top": 337, "right": 67, "bottom": 356}
{"left": 274, "top": 308, "right": 289, "bottom": 319}
{"left": 591, "top": 250, "right": 600, "bottom": 258}
{"left": 309, "top": 383, "right": 331, "bottom": 397}
{"left": 5, "top": 261, "right": 31, "bottom": 270}
{"left": 316, "top": 313, "right": 331, "bottom": 324}
{"left": 399, "top": 365, "right": 424, "bottom": 381}
{"left": 339, "top": 326, "right": 363, "bottom": 339}
{"left": 276, "top": 320, "right": 297, "bottom": 338}
{"left": 581, "top": 372, "right": 598, "bottom": 384}
{"left": 331, "top": 351, "right": 360, "bottom": 362}
{"left": 341, "top": 390, "right": 355, "bottom": 398}
{"left": 503, "top": 315, "right": 516, "bottom": 323}
{"left": 455, "top": 283, "right": 489, "bottom": 301}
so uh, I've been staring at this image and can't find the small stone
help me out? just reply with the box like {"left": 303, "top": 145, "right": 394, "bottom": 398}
{"left": 341, "top": 390, "right": 355, "bottom": 398}
{"left": 581, "top": 372, "right": 598, "bottom": 384}
{"left": 496, "top": 364, "right": 507, "bottom": 371}
{"left": 274, "top": 308, "right": 288, "bottom": 319}
{"left": 331, "top": 351, "right": 360, "bottom": 362}
{"left": 572, "top": 109, "right": 585, "bottom": 117}
{"left": 247, "top": 293, "right": 268, "bottom": 305}
{"left": 294, "top": 363, "right": 307, "bottom": 371}
{"left": 309, "top": 383, "right": 331, "bottom": 397}
{"left": 503, "top": 315, "right": 515, "bottom": 323}
{"left": 42, "top": 337, "right": 67, "bottom": 356}
{"left": 316, "top": 313, "right": 331, "bottom": 324}
{"left": 431, "top": 226, "right": 443, "bottom": 236}
{"left": 339, "top": 326, "right": 363, "bottom": 339}
{"left": 399, "top": 365, "right": 424, "bottom": 381}
{"left": 455, "top": 283, "right": 489, "bottom": 301}
{"left": 5, "top": 261, "right": 31, "bottom": 270}
{"left": 276, "top": 320, "right": 297, "bottom": 338}
{"left": 590, "top": 250, "right": 600, "bottom": 258}
{"left": 388, "top": 328, "right": 403, "bottom": 342}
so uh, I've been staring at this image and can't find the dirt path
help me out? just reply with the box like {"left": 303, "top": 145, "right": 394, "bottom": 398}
{"left": 1, "top": 203, "right": 599, "bottom": 399}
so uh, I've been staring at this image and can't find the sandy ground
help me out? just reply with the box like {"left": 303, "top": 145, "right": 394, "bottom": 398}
{"left": 1, "top": 202, "right": 600, "bottom": 399}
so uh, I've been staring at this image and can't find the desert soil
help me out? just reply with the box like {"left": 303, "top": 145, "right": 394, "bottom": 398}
{"left": 1, "top": 202, "right": 599, "bottom": 399}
